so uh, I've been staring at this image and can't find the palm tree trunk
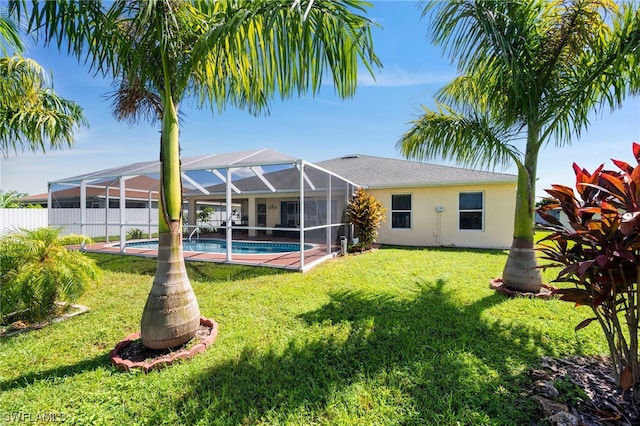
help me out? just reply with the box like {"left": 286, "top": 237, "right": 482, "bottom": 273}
{"left": 501, "top": 130, "right": 543, "bottom": 292}
{"left": 140, "top": 94, "right": 200, "bottom": 350}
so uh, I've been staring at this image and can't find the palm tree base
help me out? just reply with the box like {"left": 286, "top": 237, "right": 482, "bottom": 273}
{"left": 490, "top": 278, "right": 554, "bottom": 299}
{"left": 110, "top": 316, "right": 218, "bottom": 373}
{"left": 501, "top": 246, "right": 543, "bottom": 293}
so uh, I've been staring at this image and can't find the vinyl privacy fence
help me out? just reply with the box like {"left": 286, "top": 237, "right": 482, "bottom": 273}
{"left": 1, "top": 208, "right": 159, "bottom": 238}
{"left": 0, "top": 209, "right": 48, "bottom": 236}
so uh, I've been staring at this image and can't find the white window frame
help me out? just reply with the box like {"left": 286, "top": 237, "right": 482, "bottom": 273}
{"left": 391, "top": 193, "right": 412, "bottom": 230}
{"left": 458, "top": 191, "right": 484, "bottom": 231}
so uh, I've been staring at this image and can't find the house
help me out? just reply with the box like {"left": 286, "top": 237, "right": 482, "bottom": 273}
{"left": 317, "top": 154, "right": 517, "bottom": 249}
{"left": 21, "top": 175, "right": 160, "bottom": 208}
{"left": 29, "top": 149, "right": 517, "bottom": 251}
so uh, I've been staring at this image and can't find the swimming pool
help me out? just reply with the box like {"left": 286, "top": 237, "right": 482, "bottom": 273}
{"left": 124, "top": 239, "right": 312, "bottom": 255}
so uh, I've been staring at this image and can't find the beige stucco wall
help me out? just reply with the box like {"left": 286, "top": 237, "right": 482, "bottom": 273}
{"left": 367, "top": 182, "right": 516, "bottom": 249}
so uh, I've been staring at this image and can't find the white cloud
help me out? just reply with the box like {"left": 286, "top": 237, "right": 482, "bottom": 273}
{"left": 358, "top": 67, "right": 455, "bottom": 87}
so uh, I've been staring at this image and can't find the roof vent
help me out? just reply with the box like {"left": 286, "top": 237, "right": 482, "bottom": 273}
{"left": 341, "top": 154, "right": 360, "bottom": 160}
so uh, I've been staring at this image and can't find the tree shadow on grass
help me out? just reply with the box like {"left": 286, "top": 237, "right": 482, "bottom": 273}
{"left": 159, "top": 279, "right": 562, "bottom": 424}
{"left": 0, "top": 352, "right": 110, "bottom": 392}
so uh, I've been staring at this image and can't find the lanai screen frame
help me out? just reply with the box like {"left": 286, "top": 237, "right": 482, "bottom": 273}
{"left": 47, "top": 148, "right": 358, "bottom": 271}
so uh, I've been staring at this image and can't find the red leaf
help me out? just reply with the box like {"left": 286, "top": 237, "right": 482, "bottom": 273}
{"left": 595, "top": 255, "right": 609, "bottom": 268}
{"left": 554, "top": 287, "right": 592, "bottom": 304}
{"left": 574, "top": 317, "right": 597, "bottom": 331}
{"left": 572, "top": 162, "right": 583, "bottom": 176}
{"left": 612, "top": 158, "right": 634, "bottom": 174}
{"left": 599, "top": 173, "right": 626, "bottom": 199}
{"left": 633, "top": 142, "right": 640, "bottom": 163}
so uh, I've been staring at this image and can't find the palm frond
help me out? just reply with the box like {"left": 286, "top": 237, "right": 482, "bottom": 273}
{"left": 0, "top": 56, "right": 87, "bottom": 157}
{"left": 0, "top": 12, "right": 24, "bottom": 54}
{"left": 103, "top": 79, "right": 163, "bottom": 125}
{"left": 190, "top": 0, "right": 380, "bottom": 115}
{"left": 397, "top": 103, "right": 522, "bottom": 171}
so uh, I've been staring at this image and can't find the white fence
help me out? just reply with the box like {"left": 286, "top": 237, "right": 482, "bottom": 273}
{"left": 1, "top": 208, "right": 159, "bottom": 238}
{"left": 49, "top": 208, "right": 159, "bottom": 238}
{"left": 0, "top": 208, "right": 49, "bottom": 236}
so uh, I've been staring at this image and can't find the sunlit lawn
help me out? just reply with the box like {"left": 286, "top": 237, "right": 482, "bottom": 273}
{"left": 0, "top": 245, "right": 606, "bottom": 425}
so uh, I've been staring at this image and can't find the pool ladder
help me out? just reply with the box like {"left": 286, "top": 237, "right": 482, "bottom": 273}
{"left": 188, "top": 227, "right": 200, "bottom": 242}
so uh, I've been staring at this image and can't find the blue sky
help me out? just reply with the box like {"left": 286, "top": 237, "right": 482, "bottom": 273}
{"left": 1, "top": 1, "right": 638, "bottom": 198}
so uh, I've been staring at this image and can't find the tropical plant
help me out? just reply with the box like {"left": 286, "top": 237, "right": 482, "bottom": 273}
{"left": 197, "top": 207, "right": 216, "bottom": 232}
{"left": 345, "top": 187, "right": 385, "bottom": 251}
{"left": 0, "top": 189, "right": 25, "bottom": 208}
{"left": 0, "top": 190, "right": 41, "bottom": 208}
{"left": 397, "top": 0, "right": 640, "bottom": 293}
{"left": 126, "top": 228, "right": 145, "bottom": 240}
{"left": 537, "top": 142, "right": 640, "bottom": 398}
{"left": 0, "top": 13, "right": 86, "bottom": 158}
{"left": 535, "top": 197, "right": 558, "bottom": 208}
{"left": 0, "top": 227, "right": 100, "bottom": 324}
{"left": 10, "top": 0, "right": 380, "bottom": 349}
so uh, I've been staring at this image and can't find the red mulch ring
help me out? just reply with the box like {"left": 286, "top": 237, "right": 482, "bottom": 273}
{"left": 490, "top": 278, "right": 556, "bottom": 299}
{"left": 109, "top": 317, "right": 218, "bottom": 373}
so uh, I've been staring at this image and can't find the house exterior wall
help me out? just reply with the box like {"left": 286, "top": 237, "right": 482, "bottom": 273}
{"left": 367, "top": 182, "right": 516, "bottom": 249}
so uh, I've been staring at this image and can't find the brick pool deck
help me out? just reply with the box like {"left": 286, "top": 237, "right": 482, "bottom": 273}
{"left": 79, "top": 240, "right": 339, "bottom": 271}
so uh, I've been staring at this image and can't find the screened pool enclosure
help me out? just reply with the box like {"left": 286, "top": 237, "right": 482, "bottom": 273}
{"left": 47, "top": 149, "right": 358, "bottom": 271}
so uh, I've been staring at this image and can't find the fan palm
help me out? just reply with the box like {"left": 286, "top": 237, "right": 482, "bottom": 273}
{"left": 10, "top": 0, "right": 380, "bottom": 349}
{"left": 398, "top": 0, "right": 640, "bottom": 292}
{"left": 0, "top": 13, "right": 86, "bottom": 158}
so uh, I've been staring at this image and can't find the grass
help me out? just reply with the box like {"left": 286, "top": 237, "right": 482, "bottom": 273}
{"left": 0, "top": 246, "right": 607, "bottom": 425}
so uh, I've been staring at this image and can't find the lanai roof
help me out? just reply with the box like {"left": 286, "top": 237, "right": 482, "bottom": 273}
{"left": 49, "top": 148, "right": 300, "bottom": 185}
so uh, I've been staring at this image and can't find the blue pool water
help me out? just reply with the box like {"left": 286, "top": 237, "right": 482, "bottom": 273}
{"left": 125, "top": 239, "right": 311, "bottom": 254}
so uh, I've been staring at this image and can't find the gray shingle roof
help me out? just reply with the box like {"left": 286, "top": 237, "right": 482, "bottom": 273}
{"left": 316, "top": 155, "right": 517, "bottom": 189}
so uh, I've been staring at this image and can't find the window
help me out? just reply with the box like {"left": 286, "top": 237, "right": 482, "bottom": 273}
{"left": 391, "top": 194, "right": 411, "bottom": 229}
{"left": 459, "top": 192, "right": 483, "bottom": 230}
{"left": 257, "top": 203, "right": 267, "bottom": 226}
{"left": 280, "top": 201, "right": 299, "bottom": 227}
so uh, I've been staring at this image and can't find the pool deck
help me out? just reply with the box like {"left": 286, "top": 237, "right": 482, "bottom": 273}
{"left": 78, "top": 240, "right": 339, "bottom": 271}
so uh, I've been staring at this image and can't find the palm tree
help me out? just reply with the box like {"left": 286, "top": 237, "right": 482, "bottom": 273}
{"left": 0, "top": 13, "right": 86, "bottom": 157}
{"left": 398, "top": 0, "right": 640, "bottom": 293}
{"left": 10, "top": 0, "right": 380, "bottom": 349}
{"left": 0, "top": 227, "right": 99, "bottom": 324}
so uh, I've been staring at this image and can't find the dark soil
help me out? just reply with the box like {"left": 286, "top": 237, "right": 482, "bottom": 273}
{"left": 117, "top": 325, "right": 213, "bottom": 364}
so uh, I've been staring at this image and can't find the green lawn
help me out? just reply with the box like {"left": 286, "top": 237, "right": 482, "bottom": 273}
{"left": 0, "top": 247, "right": 607, "bottom": 425}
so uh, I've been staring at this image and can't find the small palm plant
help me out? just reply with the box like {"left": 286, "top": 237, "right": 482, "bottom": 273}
{"left": 345, "top": 187, "right": 386, "bottom": 252}
{"left": 0, "top": 227, "right": 100, "bottom": 324}
{"left": 126, "top": 228, "right": 145, "bottom": 240}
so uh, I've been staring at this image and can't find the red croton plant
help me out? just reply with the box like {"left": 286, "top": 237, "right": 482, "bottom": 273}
{"left": 537, "top": 142, "right": 640, "bottom": 399}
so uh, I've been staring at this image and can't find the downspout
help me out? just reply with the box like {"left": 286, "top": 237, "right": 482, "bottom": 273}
{"left": 148, "top": 191, "right": 152, "bottom": 238}
{"left": 119, "top": 176, "right": 126, "bottom": 252}
{"left": 105, "top": 185, "right": 110, "bottom": 243}
{"left": 226, "top": 167, "right": 232, "bottom": 262}
{"left": 299, "top": 161, "right": 305, "bottom": 270}
{"left": 326, "top": 172, "right": 331, "bottom": 254}
{"left": 80, "top": 180, "right": 87, "bottom": 241}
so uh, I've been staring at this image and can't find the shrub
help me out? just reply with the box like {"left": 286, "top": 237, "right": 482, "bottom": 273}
{"left": 126, "top": 228, "right": 145, "bottom": 240}
{"left": 0, "top": 228, "right": 100, "bottom": 324}
{"left": 345, "top": 187, "right": 386, "bottom": 250}
{"left": 537, "top": 142, "right": 640, "bottom": 398}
